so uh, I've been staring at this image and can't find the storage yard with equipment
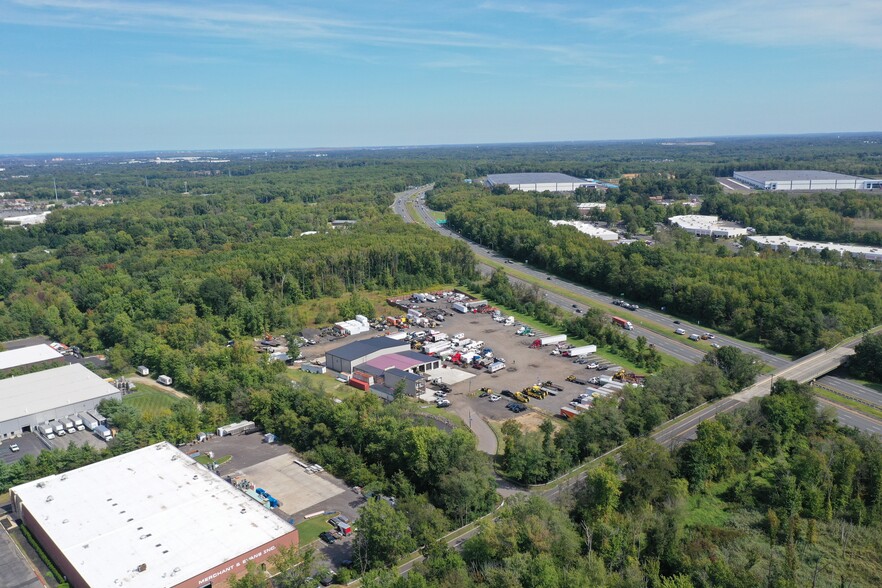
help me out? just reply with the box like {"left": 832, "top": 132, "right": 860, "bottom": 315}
{"left": 307, "top": 290, "right": 647, "bottom": 444}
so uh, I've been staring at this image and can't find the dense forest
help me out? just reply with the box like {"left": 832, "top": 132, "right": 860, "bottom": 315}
{"left": 2, "top": 137, "right": 882, "bottom": 586}
{"left": 438, "top": 194, "right": 882, "bottom": 355}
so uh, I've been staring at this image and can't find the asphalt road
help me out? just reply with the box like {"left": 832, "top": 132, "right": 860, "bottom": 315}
{"left": 817, "top": 374, "right": 882, "bottom": 408}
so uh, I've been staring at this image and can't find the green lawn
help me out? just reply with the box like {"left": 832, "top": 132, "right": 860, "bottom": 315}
{"left": 297, "top": 515, "right": 334, "bottom": 545}
{"left": 813, "top": 387, "right": 882, "bottom": 420}
{"left": 195, "top": 454, "right": 231, "bottom": 466}
{"left": 123, "top": 386, "right": 181, "bottom": 417}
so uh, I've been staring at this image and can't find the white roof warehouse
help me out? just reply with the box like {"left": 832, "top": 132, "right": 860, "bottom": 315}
{"left": 0, "top": 363, "right": 121, "bottom": 439}
{"left": 10, "top": 442, "right": 299, "bottom": 588}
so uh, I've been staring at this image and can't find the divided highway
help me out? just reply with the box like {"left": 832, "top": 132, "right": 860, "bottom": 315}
{"left": 392, "top": 187, "right": 882, "bottom": 437}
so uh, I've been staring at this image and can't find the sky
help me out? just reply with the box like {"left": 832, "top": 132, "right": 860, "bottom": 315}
{"left": 1, "top": 0, "right": 880, "bottom": 153}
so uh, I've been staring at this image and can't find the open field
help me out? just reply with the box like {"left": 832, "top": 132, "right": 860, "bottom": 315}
{"left": 122, "top": 385, "right": 181, "bottom": 417}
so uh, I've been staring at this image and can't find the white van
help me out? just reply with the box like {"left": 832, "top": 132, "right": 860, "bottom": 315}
{"left": 688, "top": 333, "right": 700, "bottom": 341}
{"left": 675, "top": 328, "right": 686, "bottom": 335}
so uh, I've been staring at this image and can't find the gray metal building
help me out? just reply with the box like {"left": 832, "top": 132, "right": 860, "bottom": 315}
{"left": 485, "top": 172, "right": 595, "bottom": 192}
{"left": 0, "top": 363, "right": 122, "bottom": 439}
{"left": 734, "top": 170, "right": 882, "bottom": 191}
{"left": 325, "top": 337, "right": 410, "bottom": 373}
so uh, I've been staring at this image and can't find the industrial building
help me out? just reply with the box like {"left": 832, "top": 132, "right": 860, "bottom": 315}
{"left": 668, "top": 215, "right": 750, "bottom": 238}
{"left": 577, "top": 202, "right": 607, "bottom": 216}
{"left": 10, "top": 442, "right": 299, "bottom": 588}
{"left": 733, "top": 170, "right": 882, "bottom": 191}
{"left": 324, "top": 336, "right": 410, "bottom": 373}
{"left": 0, "top": 343, "right": 64, "bottom": 374}
{"left": 747, "top": 236, "right": 882, "bottom": 262}
{"left": 0, "top": 363, "right": 121, "bottom": 439}
{"left": 550, "top": 220, "right": 619, "bottom": 241}
{"left": 485, "top": 173, "right": 597, "bottom": 193}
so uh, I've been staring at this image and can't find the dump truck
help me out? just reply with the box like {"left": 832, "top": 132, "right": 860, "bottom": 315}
{"left": 611, "top": 316, "right": 633, "bottom": 330}
{"left": 562, "top": 345, "right": 597, "bottom": 357}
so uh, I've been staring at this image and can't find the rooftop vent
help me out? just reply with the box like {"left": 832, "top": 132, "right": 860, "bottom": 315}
{"left": 46, "top": 496, "right": 53, "bottom": 503}
{"left": 137, "top": 563, "right": 147, "bottom": 573}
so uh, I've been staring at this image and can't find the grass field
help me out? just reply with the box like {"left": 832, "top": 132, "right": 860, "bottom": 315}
{"left": 123, "top": 386, "right": 181, "bottom": 417}
{"left": 813, "top": 387, "right": 882, "bottom": 420}
{"left": 195, "top": 454, "right": 231, "bottom": 466}
{"left": 297, "top": 515, "right": 334, "bottom": 545}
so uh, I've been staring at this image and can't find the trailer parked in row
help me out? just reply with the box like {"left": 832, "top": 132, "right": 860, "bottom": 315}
{"left": 562, "top": 345, "right": 597, "bottom": 357}
{"left": 79, "top": 413, "right": 99, "bottom": 431}
{"left": 530, "top": 334, "right": 567, "bottom": 348}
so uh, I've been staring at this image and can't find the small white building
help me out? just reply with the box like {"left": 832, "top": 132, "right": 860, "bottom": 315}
{"left": 550, "top": 220, "right": 619, "bottom": 241}
{"left": 748, "top": 236, "right": 882, "bottom": 262}
{"left": 577, "top": 202, "right": 607, "bottom": 216}
{"left": 668, "top": 215, "right": 750, "bottom": 238}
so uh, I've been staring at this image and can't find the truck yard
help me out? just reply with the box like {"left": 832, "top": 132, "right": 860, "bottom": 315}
{"left": 309, "top": 290, "right": 643, "bottom": 440}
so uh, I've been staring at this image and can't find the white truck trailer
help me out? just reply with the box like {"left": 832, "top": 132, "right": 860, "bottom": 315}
{"left": 562, "top": 345, "right": 597, "bottom": 357}
{"left": 38, "top": 423, "right": 55, "bottom": 440}
{"left": 72, "top": 416, "right": 85, "bottom": 431}
{"left": 79, "top": 412, "right": 99, "bottom": 431}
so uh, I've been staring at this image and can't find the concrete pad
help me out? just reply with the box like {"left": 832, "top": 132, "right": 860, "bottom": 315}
{"left": 240, "top": 454, "right": 346, "bottom": 516}
{"left": 424, "top": 367, "right": 474, "bottom": 386}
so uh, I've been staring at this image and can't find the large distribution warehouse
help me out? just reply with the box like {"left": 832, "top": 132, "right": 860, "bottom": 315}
{"left": 10, "top": 442, "right": 299, "bottom": 588}
{"left": 0, "top": 363, "right": 121, "bottom": 439}
{"left": 733, "top": 170, "right": 882, "bottom": 191}
{"left": 485, "top": 172, "right": 597, "bottom": 192}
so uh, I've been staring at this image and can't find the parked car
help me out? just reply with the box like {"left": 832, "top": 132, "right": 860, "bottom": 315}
{"left": 586, "top": 362, "right": 599, "bottom": 369}
{"left": 319, "top": 531, "right": 337, "bottom": 544}
{"left": 489, "top": 394, "right": 501, "bottom": 402}
{"left": 711, "top": 343, "right": 722, "bottom": 349}
{"left": 436, "top": 399, "right": 451, "bottom": 408}
{"left": 10, "top": 444, "right": 20, "bottom": 452}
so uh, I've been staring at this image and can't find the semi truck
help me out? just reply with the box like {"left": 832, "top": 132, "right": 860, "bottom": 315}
{"left": 562, "top": 345, "right": 597, "bottom": 357}
{"left": 79, "top": 412, "right": 99, "bottom": 431}
{"left": 530, "top": 334, "right": 567, "bottom": 348}
{"left": 611, "top": 316, "right": 633, "bottom": 330}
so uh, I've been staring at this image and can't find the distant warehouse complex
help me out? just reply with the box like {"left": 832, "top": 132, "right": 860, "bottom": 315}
{"left": 0, "top": 342, "right": 64, "bottom": 375}
{"left": 748, "top": 236, "right": 882, "bottom": 262}
{"left": 0, "top": 363, "right": 121, "bottom": 439}
{"left": 485, "top": 173, "right": 605, "bottom": 193}
{"left": 734, "top": 170, "right": 882, "bottom": 191}
{"left": 10, "top": 442, "right": 299, "bottom": 588}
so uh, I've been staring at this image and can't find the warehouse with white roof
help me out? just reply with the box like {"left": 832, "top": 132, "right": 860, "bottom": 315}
{"left": 0, "top": 343, "right": 64, "bottom": 374}
{"left": 734, "top": 170, "right": 882, "bottom": 191}
{"left": 485, "top": 173, "right": 597, "bottom": 192}
{"left": 10, "top": 442, "right": 299, "bottom": 588}
{"left": 748, "top": 236, "right": 882, "bottom": 262}
{"left": 0, "top": 363, "right": 121, "bottom": 439}
{"left": 550, "top": 220, "right": 619, "bottom": 241}
{"left": 668, "top": 215, "right": 750, "bottom": 238}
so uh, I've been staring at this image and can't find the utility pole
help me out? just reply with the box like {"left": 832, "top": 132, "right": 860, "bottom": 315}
{"left": 53, "top": 178, "right": 58, "bottom": 201}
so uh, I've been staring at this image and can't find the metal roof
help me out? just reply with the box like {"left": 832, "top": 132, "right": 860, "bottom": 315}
{"left": 735, "top": 170, "right": 870, "bottom": 182}
{"left": 326, "top": 337, "right": 409, "bottom": 361}
{"left": 0, "top": 363, "right": 119, "bottom": 423}
{"left": 0, "top": 344, "right": 63, "bottom": 371}
{"left": 486, "top": 173, "right": 590, "bottom": 185}
{"left": 386, "top": 368, "right": 423, "bottom": 381}
{"left": 11, "top": 442, "right": 297, "bottom": 588}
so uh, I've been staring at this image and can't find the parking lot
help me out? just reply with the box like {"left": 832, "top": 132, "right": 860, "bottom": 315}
{"left": 395, "top": 302, "right": 628, "bottom": 426}
{"left": 196, "top": 432, "right": 363, "bottom": 524}
{"left": 0, "top": 432, "right": 48, "bottom": 465}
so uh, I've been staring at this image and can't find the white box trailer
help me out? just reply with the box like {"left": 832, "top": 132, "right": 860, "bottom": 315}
{"left": 539, "top": 334, "right": 567, "bottom": 346}
{"left": 157, "top": 374, "right": 173, "bottom": 386}
{"left": 38, "top": 424, "right": 55, "bottom": 440}
{"left": 61, "top": 418, "right": 76, "bottom": 434}
{"left": 87, "top": 410, "right": 106, "bottom": 426}
{"left": 53, "top": 422, "right": 66, "bottom": 436}
{"left": 72, "top": 416, "right": 85, "bottom": 431}
{"left": 95, "top": 425, "right": 112, "bottom": 441}
{"left": 487, "top": 361, "right": 506, "bottom": 374}
{"left": 452, "top": 302, "right": 469, "bottom": 314}
{"left": 562, "top": 345, "right": 597, "bottom": 357}
{"left": 422, "top": 341, "right": 451, "bottom": 355}
{"left": 79, "top": 412, "right": 99, "bottom": 431}
{"left": 136, "top": 365, "right": 150, "bottom": 376}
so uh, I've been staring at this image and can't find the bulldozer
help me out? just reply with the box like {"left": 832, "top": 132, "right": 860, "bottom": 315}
{"left": 512, "top": 390, "right": 530, "bottom": 403}
{"left": 523, "top": 385, "right": 547, "bottom": 400}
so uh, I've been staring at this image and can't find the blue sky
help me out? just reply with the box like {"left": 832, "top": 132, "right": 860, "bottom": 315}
{"left": 1, "top": 0, "right": 880, "bottom": 153}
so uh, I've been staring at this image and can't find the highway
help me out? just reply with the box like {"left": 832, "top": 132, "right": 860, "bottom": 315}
{"left": 392, "top": 187, "right": 882, "bottom": 438}
{"left": 817, "top": 375, "right": 882, "bottom": 408}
